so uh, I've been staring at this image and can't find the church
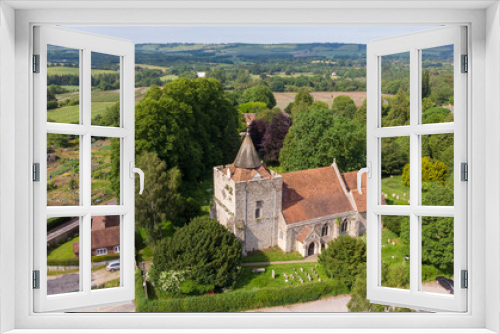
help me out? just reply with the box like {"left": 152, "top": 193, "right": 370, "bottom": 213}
{"left": 211, "top": 132, "right": 368, "bottom": 257}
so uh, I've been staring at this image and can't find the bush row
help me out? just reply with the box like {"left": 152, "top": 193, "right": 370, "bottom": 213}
{"left": 47, "top": 254, "right": 119, "bottom": 266}
{"left": 136, "top": 277, "right": 348, "bottom": 313}
{"left": 47, "top": 217, "right": 72, "bottom": 231}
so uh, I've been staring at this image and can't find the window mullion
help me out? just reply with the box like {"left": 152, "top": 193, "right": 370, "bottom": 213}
{"left": 409, "top": 47, "right": 420, "bottom": 295}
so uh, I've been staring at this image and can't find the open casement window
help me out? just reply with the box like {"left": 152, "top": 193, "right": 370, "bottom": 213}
{"left": 33, "top": 26, "right": 136, "bottom": 312}
{"left": 365, "top": 26, "right": 467, "bottom": 312}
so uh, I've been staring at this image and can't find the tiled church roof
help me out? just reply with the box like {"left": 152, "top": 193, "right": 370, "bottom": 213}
{"left": 296, "top": 225, "right": 313, "bottom": 243}
{"left": 281, "top": 166, "right": 355, "bottom": 224}
{"left": 222, "top": 164, "right": 273, "bottom": 183}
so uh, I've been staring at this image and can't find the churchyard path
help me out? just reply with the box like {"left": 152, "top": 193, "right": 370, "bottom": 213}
{"left": 241, "top": 254, "right": 318, "bottom": 267}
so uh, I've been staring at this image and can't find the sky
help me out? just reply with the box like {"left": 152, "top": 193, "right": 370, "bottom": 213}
{"left": 65, "top": 26, "right": 438, "bottom": 45}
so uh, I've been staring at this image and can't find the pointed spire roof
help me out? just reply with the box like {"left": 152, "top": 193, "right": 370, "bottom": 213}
{"left": 234, "top": 131, "right": 261, "bottom": 169}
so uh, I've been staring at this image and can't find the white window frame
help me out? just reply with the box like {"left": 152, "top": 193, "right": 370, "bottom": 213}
{"left": 366, "top": 26, "right": 467, "bottom": 312}
{"left": 114, "top": 245, "right": 120, "bottom": 254}
{"left": 1, "top": 2, "right": 499, "bottom": 333}
{"left": 32, "top": 26, "right": 136, "bottom": 313}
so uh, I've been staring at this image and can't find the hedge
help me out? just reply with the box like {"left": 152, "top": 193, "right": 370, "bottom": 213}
{"left": 47, "top": 217, "right": 72, "bottom": 232}
{"left": 47, "top": 254, "right": 119, "bottom": 266}
{"left": 135, "top": 274, "right": 348, "bottom": 313}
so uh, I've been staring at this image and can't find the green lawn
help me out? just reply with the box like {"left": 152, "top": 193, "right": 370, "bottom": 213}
{"left": 242, "top": 246, "right": 303, "bottom": 263}
{"left": 380, "top": 228, "right": 409, "bottom": 266}
{"left": 47, "top": 236, "right": 79, "bottom": 261}
{"left": 381, "top": 175, "right": 410, "bottom": 205}
{"left": 235, "top": 262, "right": 328, "bottom": 290}
{"left": 47, "top": 102, "right": 115, "bottom": 124}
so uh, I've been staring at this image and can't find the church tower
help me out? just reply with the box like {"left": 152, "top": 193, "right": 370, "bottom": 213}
{"left": 211, "top": 131, "right": 283, "bottom": 255}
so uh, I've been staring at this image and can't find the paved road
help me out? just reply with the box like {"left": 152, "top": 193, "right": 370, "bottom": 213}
{"left": 47, "top": 217, "right": 79, "bottom": 243}
{"left": 242, "top": 255, "right": 319, "bottom": 267}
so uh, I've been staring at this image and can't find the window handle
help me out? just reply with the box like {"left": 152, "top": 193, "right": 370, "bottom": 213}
{"left": 357, "top": 162, "right": 371, "bottom": 194}
{"left": 129, "top": 162, "right": 144, "bottom": 195}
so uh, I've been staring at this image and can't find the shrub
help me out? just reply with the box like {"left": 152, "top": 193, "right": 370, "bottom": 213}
{"left": 47, "top": 217, "right": 71, "bottom": 231}
{"left": 319, "top": 235, "right": 366, "bottom": 288}
{"left": 136, "top": 279, "right": 347, "bottom": 312}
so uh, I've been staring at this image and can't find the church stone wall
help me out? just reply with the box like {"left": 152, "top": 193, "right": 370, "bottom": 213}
{"left": 212, "top": 166, "right": 237, "bottom": 235}
{"left": 235, "top": 175, "right": 283, "bottom": 253}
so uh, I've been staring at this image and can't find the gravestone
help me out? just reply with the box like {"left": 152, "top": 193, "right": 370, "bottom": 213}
{"left": 252, "top": 268, "right": 265, "bottom": 274}
{"left": 272, "top": 269, "right": 275, "bottom": 279}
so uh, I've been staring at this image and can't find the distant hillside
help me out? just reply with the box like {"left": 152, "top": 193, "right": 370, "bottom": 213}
{"left": 135, "top": 42, "right": 367, "bottom": 58}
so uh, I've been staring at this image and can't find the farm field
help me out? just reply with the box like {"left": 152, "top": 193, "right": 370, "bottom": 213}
{"left": 274, "top": 91, "right": 375, "bottom": 109}
{"left": 47, "top": 66, "right": 117, "bottom": 76}
{"left": 47, "top": 102, "right": 116, "bottom": 124}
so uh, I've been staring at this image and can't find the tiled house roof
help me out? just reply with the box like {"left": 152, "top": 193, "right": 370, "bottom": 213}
{"left": 281, "top": 166, "right": 355, "bottom": 224}
{"left": 73, "top": 225, "right": 120, "bottom": 256}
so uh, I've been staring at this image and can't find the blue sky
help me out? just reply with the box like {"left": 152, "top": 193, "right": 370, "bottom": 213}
{"left": 65, "top": 26, "right": 438, "bottom": 44}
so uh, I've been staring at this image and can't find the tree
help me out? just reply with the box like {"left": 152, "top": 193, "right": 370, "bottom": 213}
{"left": 134, "top": 151, "right": 182, "bottom": 240}
{"left": 294, "top": 88, "right": 314, "bottom": 106}
{"left": 381, "top": 136, "right": 409, "bottom": 177}
{"left": 280, "top": 106, "right": 366, "bottom": 173}
{"left": 238, "top": 101, "right": 267, "bottom": 115}
{"left": 421, "top": 217, "right": 454, "bottom": 274}
{"left": 241, "top": 84, "right": 276, "bottom": 109}
{"left": 331, "top": 95, "right": 357, "bottom": 119}
{"left": 422, "top": 106, "right": 452, "bottom": 124}
{"left": 249, "top": 118, "right": 267, "bottom": 153}
{"left": 319, "top": 235, "right": 366, "bottom": 288}
{"left": 347, "top": 266, "right": 387, "bottom": 312}
{"left": 153, "top": 216, "right": 242, "bottom": 289}
{"left": 402, "top": 157, "right": 449, "bottom": 187}
{"left": 422, "top": 70, "right": 431, "bottom": 98}
{"left": 134, "top": 79, "right": 241, "bottom": 184}
{"left": 93, "top": 102, "right": 120, "bottom": 127}
{"left": 261, "top": 112, "right": 292, "bottom": 163}
{"left": 382, "top": 88, "right": 410, "bottom": 127}
{"left": 255, "top": 107, "right": 282, "bottom": 124}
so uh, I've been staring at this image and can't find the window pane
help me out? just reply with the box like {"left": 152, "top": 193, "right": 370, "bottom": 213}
{"left": 47, "top": 45, "right": 80, "bottom": 124}
{"left": 421, "top": 45, "right": 454, "bottom": 124}
{"left": 420, "top": 217, "right": 454, "bottom": 295}
{"left": 91, "top": 215, "right": 121, "bottom": 290}
{"left": 91, "top": 137, "right": 120, "bottom": 205}
{"left": 421, "top": 134, "right": 454, "bottom": 206}
{"left": 47, "top": 133, "right": 80, "bottom": 206}
{"left": 381, "top": 136, "right": 410, "bottom": 205}
{"left": 91, "top": 52, "right": 120, "bottom": 127}
{"left": 381, "top": 52, "right": 410, "bottom": 127}
{"left": 47, "top": 216, "right": 80, "bottom": 295}
{"left": 381, "top": 215, "right": 410, "bottom": 290}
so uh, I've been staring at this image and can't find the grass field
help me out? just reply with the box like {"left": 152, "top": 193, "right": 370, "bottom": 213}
{"left": 381, "top": 175, "right": 410, "bottom": 205}
{"left": 47, "top": 102, "right": 115, "bottom": 124}
{"left": 380, "top": 228, "right": 409, "bottom": 266}
{"left": 136, "top": 64, "right": 167, "bottom": 71}
{"left": 47, "top": 66, "right": 117, "bottom": 76}
{"left": 48, "top": 236, "right": 79, "bottom": 262}
{"left": 160, "top": 74, "right": 179, "bottom": 82}
{"left": 235, "top": 262, "right": 328, "bottom": 290}
{"left": 91, "top": 89, "right": 120, "bottom": 103}
{"left": 242, "top": 246, "right": 303, "bottom": 263}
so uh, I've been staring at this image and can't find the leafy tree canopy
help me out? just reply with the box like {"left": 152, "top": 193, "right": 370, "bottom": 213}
{"left": 241, "top": 84, "right": 277, "bottom": 109}
{"left": 153, "top": 216, "right": 242, "bottom": 289}
{"left": 331, "top": 95, "right": 357, "bottom": 119}
{"left": 402, "top": 157, "right": 449, "bottom": 187}
{"left": 280, "top": 106, "right": 366, "bottom": 173}
{"left": 319, "top": 235, "right": 366, "bottom": 288}
{"left": 135, "top": 79, "right": 241, "bottom": 183}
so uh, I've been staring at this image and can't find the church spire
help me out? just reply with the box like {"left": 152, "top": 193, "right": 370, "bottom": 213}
{"left": 234, "top": 130, "right": 261, "bottom": 169}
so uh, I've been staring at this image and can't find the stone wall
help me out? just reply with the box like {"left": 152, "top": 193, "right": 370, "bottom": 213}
{"left": 235, "top": 175, "right": 283, "bottom": 253}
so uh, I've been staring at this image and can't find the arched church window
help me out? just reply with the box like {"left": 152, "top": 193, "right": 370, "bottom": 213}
{"left": 340, "top": 219, "right": 349, "bottom": 235}
{"left": 321, "top": 224, "right": 328, "bottom": 236}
